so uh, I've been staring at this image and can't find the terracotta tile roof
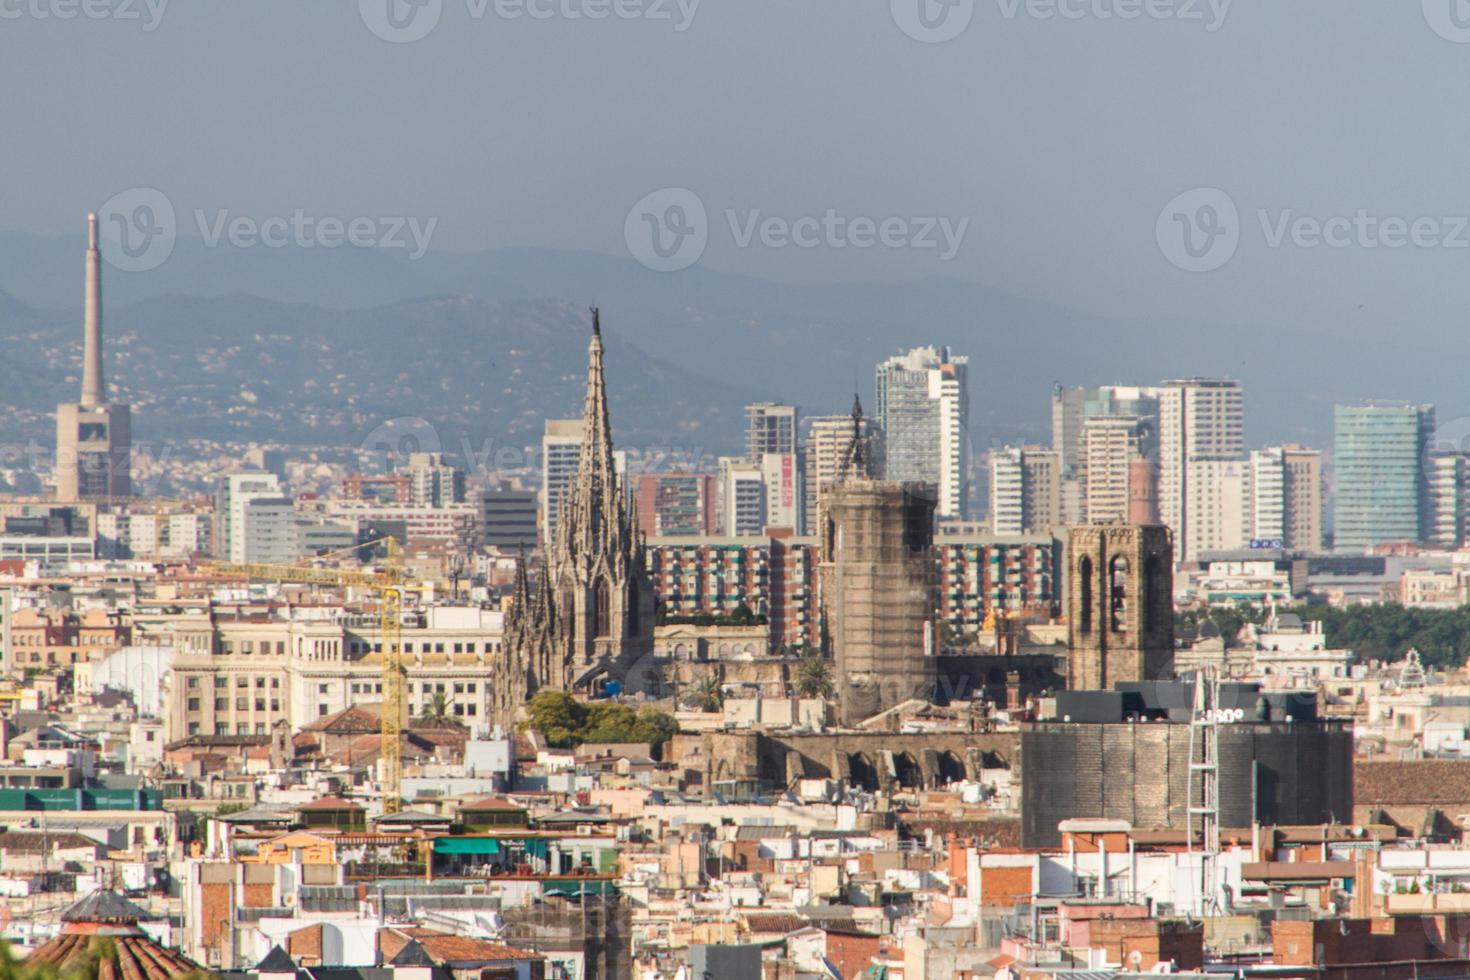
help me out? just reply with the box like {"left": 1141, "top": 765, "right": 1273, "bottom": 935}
{"left": 25, "top": 932, "right": 205, "bottom": 979}
{"left": 461, "top": 796, "right": 525, "bottom": 811}
{"left": 302, "top": 704, "right": 381, "bottom": 734}
{"left": 297, "top": 795, "right": 364, "bottom": 811}
{"left": 1356, "top": 760, "right": 1470, "bottom": 806}
{"left": 381, "top": 926, "right": 542, "bottom": 964}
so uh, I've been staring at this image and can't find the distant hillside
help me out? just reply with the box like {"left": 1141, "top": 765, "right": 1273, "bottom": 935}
{"left": 0, "top": 235, "right": 1447, "bottom": 456}
{"left": 0, "top": 294, "right": 755, "bottom": 458}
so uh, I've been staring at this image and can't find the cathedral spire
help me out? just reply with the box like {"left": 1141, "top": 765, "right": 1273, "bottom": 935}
{"left": 841, "top": 392, "right": 868, "bottom": 481}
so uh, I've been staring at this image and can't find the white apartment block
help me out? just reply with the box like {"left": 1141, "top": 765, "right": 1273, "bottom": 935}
{"left": 1184, "top": 458, "right": 1248, "bottom": 556}
{"left": 215, "top": 472, "right": 285, "bottom": 562}
{"left": 760, "top": 451, "right": 803, "bottom": 533}
{"left": 1158, "top": 379, "right": 1244, "bottom": 561}
{"left": 990, "top": 449, "right": 1024, "bottom": 535}
{"left": 1080, "top": 416, "right": 1143, "bottom": 524}
{"left": 718, "top": 456, "right": 766, "bottom": 536}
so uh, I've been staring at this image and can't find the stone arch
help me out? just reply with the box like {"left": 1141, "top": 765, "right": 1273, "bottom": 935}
{"left": 891, "top": 751, "right": 922, "bottom": 788}
{"left": 936, "top": 750, "right": 967, "bottom": 785}
{"left": 1109, "top": 554, "right": 1129, "bottom": 632}
{"left": 848, "top": 753, "right": 880, "bottom": 792}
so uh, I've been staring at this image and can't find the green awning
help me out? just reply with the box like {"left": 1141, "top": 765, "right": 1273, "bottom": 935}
{"left": 542, "top": 879, "right": 617, "bottom": 897}
{"left": 433, "top": 837, "right": 501, "bottom": 855}
{"left": 523, "top": 838, "right": 549, "bottom": 860}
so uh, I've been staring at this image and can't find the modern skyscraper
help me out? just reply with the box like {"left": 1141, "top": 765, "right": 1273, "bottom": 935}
{"left": 1248, "top": 445, "right": 1324, "bottom": 550}
{"left": 1051, "top": 384, "right": 1161, "bottom": 523}
{"left": 405, "top": 452, "right": 466, "bottom": 508}
{"left": 717, "top": 457, "right": 766, "bottom": 536}
{"left": 1248, "top": 449, "right": 1286, "bottom": 543}
{"left": 1425, "top": 453, "right": 1469, "bottom": 551}
{"left": 989, "top": 446, "right": 1061, "bottom": 535}
{"left": 55, "top": 214, "right": 130, "bottom": 502}
{"left": 875, "top": 346, "right": 969, "bottom": 519}
{"left": 1280, "top": 446, "right": 1324, "bottom": 553}
{"left": 214, "top": 472, "right": 287, "bottom": 562}
{"left": 1080, "top": 416, "right": 1146, "bottom": 524}
{"left": 1184, "top": 458, "right": 1248, "bottom": 555}
{"left": 760, "top": 451, "right": 803, "bottom": 532}
{"left": 480, "top": 486, "right": 538, "bottom": 551}
{"left": 746, "top": 403, "right": 798, "bottom": 460}
{"left": 1158, "top": 379, "right": 1244, "bottom": 561}
{"left": 1333, "top": 403, "right": 1434, "bottom": 552}
{"left": 541, "top": 419, "right": 582, "bottom": 546}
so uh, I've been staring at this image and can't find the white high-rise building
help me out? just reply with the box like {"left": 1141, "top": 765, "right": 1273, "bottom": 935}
{"left": 990, "top": 449, "right": 1024, "bottom": 535}
{"left": 1158, "top": 379, "right": 1244, "bottom": 561}
{"left": 541, "top": 419, "right": 582, "bottom": 546}
{"left": 1248, "top": 448, "right": 1286, "bottom": 543}
{"left": 1185, "top": 458, "right": 1249, "bottom": 555}
{"left": 1427, "top": 453, "right": 1470, "bottom": 550}
{"left": 760, "top": 451, "right": 803, "bottom": 533}
{"left": 1081, "top": 416, "right": 1145, "bottom": 524}
{"left": 405, "top": 452, "right": 466, "bottom": 508}
{"left": 216, "top": 472, "right": 285, "bottom": 562}
{"left": 875, "top": 346, "right": 969, "bottom": 519}
{"left": 989, "top": 446, "right": 1061, "bottom": 535}
{"left": 717, "top": 456, "right": 766, "bottom": 536}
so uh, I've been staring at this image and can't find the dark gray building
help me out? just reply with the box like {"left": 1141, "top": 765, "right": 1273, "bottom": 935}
{"left": 1021, "top": 680, "right": 1353, "bottom": 846}
{"left": 480, "top": 487, "right": 538, "bottom": 551}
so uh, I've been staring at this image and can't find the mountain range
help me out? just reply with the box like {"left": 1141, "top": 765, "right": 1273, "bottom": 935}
{"left": 0, "top": 231, "right": 1446, "bottom": 464}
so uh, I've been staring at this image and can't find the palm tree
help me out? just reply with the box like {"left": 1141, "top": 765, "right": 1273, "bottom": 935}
{"left": 682, "top": 674, "right": 725, "bottom": 713}
{"left": 415, "top": 690, "right": 460, "bottom": 728}
{"left": 794, "top": 654, "right": 834, "bottom": 699}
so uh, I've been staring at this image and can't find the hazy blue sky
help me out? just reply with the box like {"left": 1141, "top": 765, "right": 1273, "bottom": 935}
{"left": 8, "top": 1, "right": 1470, "bottom": 345}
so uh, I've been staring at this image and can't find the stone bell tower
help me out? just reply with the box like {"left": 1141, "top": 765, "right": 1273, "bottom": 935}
{"left": 1065, "top": 523, "right": 1173, "bottom": 690}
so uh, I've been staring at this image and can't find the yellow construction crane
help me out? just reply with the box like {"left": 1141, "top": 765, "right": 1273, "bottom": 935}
{"left": 208, "top": 538, "right": 408, "bottom": 814}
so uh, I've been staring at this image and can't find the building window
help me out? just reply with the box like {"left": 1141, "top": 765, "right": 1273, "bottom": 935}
{"left": 186, "top": 698, "right": 200, "bottom": 712}
{"left": 318, "top": 704, "right": 328, "bottom": 716}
